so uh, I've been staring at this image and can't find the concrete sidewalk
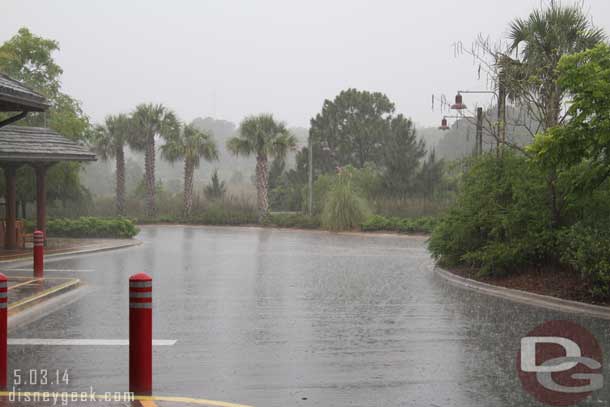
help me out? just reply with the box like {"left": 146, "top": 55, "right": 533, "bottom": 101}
{"left": 4, "top": 276, "right": 80, "bottom": 317}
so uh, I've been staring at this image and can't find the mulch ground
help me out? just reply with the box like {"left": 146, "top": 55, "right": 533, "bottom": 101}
{"left": 448, "top": 266, "right": 610, "bottom": 306}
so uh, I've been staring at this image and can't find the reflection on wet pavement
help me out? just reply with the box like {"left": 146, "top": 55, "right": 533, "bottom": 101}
{"left": 5, "top": 226, "right": 610, "bottom": 406}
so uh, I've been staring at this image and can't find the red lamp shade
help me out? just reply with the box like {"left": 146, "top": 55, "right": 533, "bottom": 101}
{"left": 438, "top": 118, "right": 450, "bottom": 130}
{"left": 451, "top": 93, "right": 467, "bottom": 110}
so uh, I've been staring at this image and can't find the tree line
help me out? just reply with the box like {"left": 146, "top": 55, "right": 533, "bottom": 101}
{"left": 0, "top": 27, "right": 445, "bottom": 224}
{"left": 269, "top": 89, "right": 444, "bottom": 215}
{"left": 94, "top": 109, "right": 299, "bottom": 220}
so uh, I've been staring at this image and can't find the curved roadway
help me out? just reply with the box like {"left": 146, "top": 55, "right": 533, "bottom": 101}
{"left": 6, "top": 226, "right": 610, "bottom": 406}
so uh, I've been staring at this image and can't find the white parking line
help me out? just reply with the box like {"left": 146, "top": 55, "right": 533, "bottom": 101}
{"left": 3, "top": 269, "right": 95, "bottom": 273}
{"left": 9, "top": 339, "right": 177, "bottom": 346}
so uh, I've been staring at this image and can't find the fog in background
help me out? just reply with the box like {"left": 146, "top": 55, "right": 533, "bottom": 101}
{"left": 3, "top": 1, "right": 610, "bottom": 197}
{"left": 4, "top": 0, "right": 610, "bottom": 129}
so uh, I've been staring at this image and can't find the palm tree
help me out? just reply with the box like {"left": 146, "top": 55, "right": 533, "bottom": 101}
{"left": 130, "top": 103, "right": 180, "bottom": 217}
{"left": 501, "top": 2, "right": 605, "bottom": 227}
{"left": 161, "top": 124, "right": 218, "bottom": 216}
{"left": 92, "top": 114, "right": 131, "bottom": 216}
{"left": 227, "top": 114, "right": 297, "bottom": 219}
{"left": 504, "top": 2, "right": 606, "bottom": 129}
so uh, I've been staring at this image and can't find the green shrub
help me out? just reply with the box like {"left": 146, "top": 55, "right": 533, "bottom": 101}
{"left": 321, "top": 168, "right": 371, "bottom": 231}
{"left": 559, "top": 223, "right": 610, "bottom": 297}
{"left": 361, "top": 215, "right": 438, "bottom": 234}
{"left": 30, "top": 217, "right": 140, "bottom": 239}
{"left": 428, "top": 153, "right": 555, "bottom": 276}
{"left": 188, "top": 205, "right": 258, "bottom": 225}
{"left": 360, "top": 215, "right": 391, "bottom": 231}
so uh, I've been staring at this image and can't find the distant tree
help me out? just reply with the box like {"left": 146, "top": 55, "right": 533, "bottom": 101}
{"left": 92, "top": 114, "right": 131, "bottom": 215}
{"left": 190, "top": 117, "right": 236, "bottom": 140}
{"left": 268, "top": 148, "right": 311, "bottom": 212}
{"left": 230, "top": 170, "right": 245, "bottom": 184}
{"left": 416, "top": 150, "right": 444, "bottom": 201}
{"left": 133, "top": 178, "right": 165, "bottom": 201}
{"left": 130, "top": 103, "right": 180, "bottom": 217}
{"left": 124, "top": 157, "right": 144, "bottom": 196}
{"left": 310, "top": 88, "right": 394, "bottom": 171}
{"left": 268, "top": 157, "right": 286, "bottom": 192}
{"left": 205, "top": 170, "right": 226, "bottom": 201}
{"left": 227, "top": 114, "right": 297, "bottom": 219}
{"left": 381, "top": 115, "right": 426, "bottom": 196}
{"left": 161, "top": 124, "right": 218, "bottom": 216}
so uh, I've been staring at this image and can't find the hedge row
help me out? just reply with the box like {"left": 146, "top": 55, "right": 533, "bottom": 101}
{"left": 361, "top": 215, "right": 438, "bottom": 234}
{"left": 25, "top": 214, "right": 433, "bottom": 239}
{"left": 27, "top": 217, "right": 139, "bottom": 239}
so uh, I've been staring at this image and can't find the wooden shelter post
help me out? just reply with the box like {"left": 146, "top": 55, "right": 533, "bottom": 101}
{"left": 3, "top": 165, "right": 17, "bottom": 250}
{"left": 34, "top": 164, "right": 49, "bottom": 236}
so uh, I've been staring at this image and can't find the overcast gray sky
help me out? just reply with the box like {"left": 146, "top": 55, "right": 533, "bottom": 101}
{"left": 3, "top": 0, "right": 610, "bottom": 129}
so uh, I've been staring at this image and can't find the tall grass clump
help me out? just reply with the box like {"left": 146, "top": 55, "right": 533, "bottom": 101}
{"left": 321, "top": 168, "right": 370, "bottom": 231}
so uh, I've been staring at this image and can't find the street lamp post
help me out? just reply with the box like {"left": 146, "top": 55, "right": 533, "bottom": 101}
{"left": 476, "top": 107, "right": 483, "bottom": 156}
{"left": 439, "top": 110, "right": 484, "bottom": 157}
{"left": 307, "top": 138, "right": 330, "bottom": 216}
{"left": 454, "top": 89, "right": 506, "bottom": 153}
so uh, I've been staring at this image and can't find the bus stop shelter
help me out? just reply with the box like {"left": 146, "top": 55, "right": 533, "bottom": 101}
{"left": 0, "top": 73, "right": 96, "bottom": 250}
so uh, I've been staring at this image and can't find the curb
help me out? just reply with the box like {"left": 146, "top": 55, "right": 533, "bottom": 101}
{"left": 8, "top": 278, "right": 81, "bottom": 316}
{"left": 0, "top": 239, "right": 142, "bottom": 264}
{"left": 45, "top": 239, "right": 143, "bottom": 259}
{"left": 434, "top": 266, "right": 610, "bottom": 320}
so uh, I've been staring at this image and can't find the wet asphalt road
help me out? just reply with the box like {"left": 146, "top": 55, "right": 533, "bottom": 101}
{"left": 4, "top": 225, "right": 610, "bottom": 407}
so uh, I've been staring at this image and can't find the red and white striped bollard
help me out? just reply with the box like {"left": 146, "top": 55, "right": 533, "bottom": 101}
{"left": 0, "top": 273, "right": 7, "bottom": 390}
{"left": 33, "top": 230, "right": 44, "bottom": 278}
{"left": 129, "top": 273, "right": 152, "bottom": 395}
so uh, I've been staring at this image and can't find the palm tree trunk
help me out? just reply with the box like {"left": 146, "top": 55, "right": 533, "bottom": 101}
{"left": 256, "top": 154, "right": 269, "bottom": 220}
{"left": 115, "top": 146, "right": 126, "bottom": 216}
{"left": 183, "top": 159, "right": 194, "bottom": 217}
{"left": 144, "top": 136, "right": 156, "bottom": 217}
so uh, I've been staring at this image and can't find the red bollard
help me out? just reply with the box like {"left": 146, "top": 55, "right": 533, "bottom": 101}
{"left": 33, "top": 230, "right": 44, "bottom": 278}
{"left": 129, "top": 273, "right": 152, "bottom": 395}
{"left": 0, "top": 273, "right": 7, "bottom": 390}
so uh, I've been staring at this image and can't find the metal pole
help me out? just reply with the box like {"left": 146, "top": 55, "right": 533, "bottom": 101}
{"left": 476, "top": 107, "right": 483, "bottom": 156}
{"left": 497, "top": 79, "right": 507, "bottom": 157}
{"left": 35, "top": 165, "right": 48, "bottom": 239}
{"left": 308, "top": 136, "right": 313, "bottom": 216}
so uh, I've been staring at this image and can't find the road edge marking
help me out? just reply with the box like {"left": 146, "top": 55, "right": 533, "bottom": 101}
{"left": 8, "top": 278, "right": 80, "bottom": 313}
{"left": 7, "top": 279, "right": 38, "bottom": 291}
{"left": 0, "top": 391, "right": 254, "bottom": 407}
{"left": 137, "top": 395, "right": 254, "bottom": 407}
